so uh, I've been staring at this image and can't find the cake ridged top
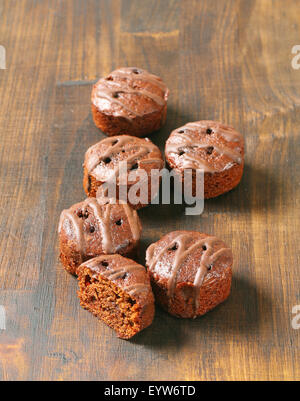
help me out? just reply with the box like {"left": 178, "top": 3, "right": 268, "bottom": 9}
{"left": 84, "top": 135, "right": 164, "bottom": 182}
{"left": 146, "top": 230, "right": 233, "bottom": 317}
{"left": 92, "top": 67, "right": 169, "bottom": 119}
{"left": 165, "top": 121, "right": 244, "bottom": 173}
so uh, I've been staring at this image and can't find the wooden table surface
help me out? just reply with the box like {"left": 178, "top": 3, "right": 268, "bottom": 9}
{"left": 0, "top": 0, "right": 299, "bottom": 381}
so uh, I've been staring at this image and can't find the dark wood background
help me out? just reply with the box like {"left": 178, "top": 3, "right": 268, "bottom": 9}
{"left": 0, "top": 0, "right": 299, "bottom": 381}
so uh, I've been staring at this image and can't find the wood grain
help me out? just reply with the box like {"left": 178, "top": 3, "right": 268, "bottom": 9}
{"left": 0, "top": 0, "right": 299, "bottom": 381}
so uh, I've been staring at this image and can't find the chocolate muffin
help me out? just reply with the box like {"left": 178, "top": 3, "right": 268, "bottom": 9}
{"left": 77, "top": 254, "right": 155, "bottom": 339}
{"left": 146, "top": 230, "right": 233, "bottom": 318}
{"left": 83, "top": 135, "right": 164, "bottom": 209}
{"left": 165, "top": 121, "right": 244, "bottom": 199}
{"left": 91, "top": 67, "right": 169, "bottom": 137}
{"left": 58, "top": 198, "right": 142, "bottom": 275}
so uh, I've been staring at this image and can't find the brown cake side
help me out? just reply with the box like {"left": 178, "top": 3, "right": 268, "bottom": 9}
{"left": 77, "top": 254, "right": 155, "bottom": 339}
{"left": 146, "top": 230, "right": 233, "bottom": 318}
{"left": 58, "top": 198, "right": 142, "bottom": 275}
{"left": 91, "top": 67, "right": 169, "bottom": 137}
{"left": 83, "top": 135, "right": 164, "bottom": 209}
{"left": 165, "top": 121, "right": 244, "bottom": 199}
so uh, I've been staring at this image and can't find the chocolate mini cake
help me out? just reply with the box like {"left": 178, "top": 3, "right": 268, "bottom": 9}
{"left": 58, "top": 198, "right": 141, "bottom": 275}
{"left": 91, "top": 67, "right": 169, "bottom": 137}
{"left": 77, "top": 254, "right": 155, "bottom": 339}
{"left": 146, "top": 230, "right": 233, "bottom": 318}
{"left": 83, "top": 135, "right": 164, "bottom": 209}
{"left": 165, "top": 121, "right": 244, "bottom": 199}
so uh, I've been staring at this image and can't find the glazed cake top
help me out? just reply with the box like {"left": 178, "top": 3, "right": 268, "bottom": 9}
{"left": 81, "top": 254, "right": 153, "bottom": 302}
{"left": 165, "top": 121, "right": 244, "bottom": 173}
{"left": 92, "top": 67, "right": 169, "bottom": 120}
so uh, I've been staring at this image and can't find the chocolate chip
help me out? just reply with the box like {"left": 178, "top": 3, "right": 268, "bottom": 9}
{"left": 178, "top": 130, "right": 185, "bottom": 133}
{"left": 179, "top": 151, "right": 185, "bottom": 156}
{"left": 130, "top": 163, "right": 138, "bottom": 170}
{"left": 206, "top": 128, "right": 212, "bottom": 134}
{"left": 170, "top": 243, "right": 178, "bottom": 251}
{"left": 206, "top": 146, "right": 214, "bottom": 155}
{"left": 115, "top": 219, "right": 123, "bottom": 226}
{"left": 106, "top": 76, "right": 113, "bottom": 81}
{"left": 128, "top": 298, "right": 136, "bottom": 306}
{"left": 104, "top": 157, "right": 111, "bottom": 164}
{"left": 202, "top": 245, "right": 207, "bottom": 251}
{"left": 90, "top": 226, "right": 95, "bottom": 233}
{"left": 83, "top": 211, "right": 89, "bottom": 219}
{"left": 207, "top": 265, "right": 212, "bottom": 271}
{"left": 112, "top": 92, "right": 119, "bottom": 98}
{"left": 101, "top": 261, "right": 108, "bottom": 267}
{"left": 132, "top": 68, "right": 141, "bottom": 74}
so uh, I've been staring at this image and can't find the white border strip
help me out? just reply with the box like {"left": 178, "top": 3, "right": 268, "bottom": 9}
{"left": 0, "top": 305, "right": 6, "bottom": 330}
